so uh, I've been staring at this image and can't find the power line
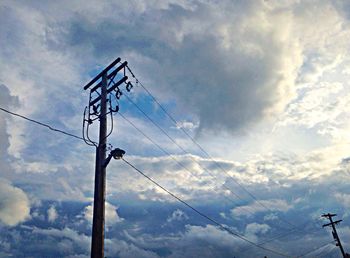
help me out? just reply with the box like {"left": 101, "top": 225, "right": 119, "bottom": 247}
{"left": 118, "top": 112, "right": 320, "bottom": 246}
{"left": 122, "top": 157, "right": 291, "bottom": 258}
{"left": 118, "top": 112, "right": 260, "bottom": 216}
{"left": 0, "top": 104, "right": 317, "bottom": 244}
{"left": 0, "top": 106, "right": 318, "bottom": 256}
{"left": 318, "top": 245, "right": 337, "bottom": 258}
{"left": 239, "top": 222, "right": 324, "bottom": 254}
{"left": 0, "top": 106, "right": 271, "bottom": 222}
{"left": 296, "top": 241, "right": 335, "bottom": 257}
{"left": 0, "top": 107, "right": 85, "bottom": 142}
{"left": 123, "top": 94, "right": 253, "bottom": 203}
{"left": 0, "top": 106, "right": 301, "bottom": 239}
{"left": 124, "top": 74, "right": 296, "bottom": 229}
{"left": 0, "top": 104, "right": 323, "bottom": 254}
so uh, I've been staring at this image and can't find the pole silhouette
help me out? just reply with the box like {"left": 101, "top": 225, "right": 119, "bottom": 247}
{"left": 90, "top": 73, "right": 107, "bottom": 258}
{"left": 83, "top": 58, "right": 130, "bottom": 258}
{"left": 322, "top": 213, "right": 347, "bottom": 258}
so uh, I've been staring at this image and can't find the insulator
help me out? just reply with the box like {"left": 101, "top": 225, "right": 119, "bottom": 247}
{"left": 92, "top": 104, "right": 100, "bottom": 115}
{"left": 126, "top": 81, "right": 133, "bottom": 92}
{"left": 110, "top": 105, "right": 119, "bottom": 113}
{"left": 115, "top": 89, "right": 122, "bottom": 99}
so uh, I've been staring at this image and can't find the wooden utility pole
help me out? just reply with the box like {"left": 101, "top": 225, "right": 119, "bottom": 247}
{"left": 83, "top": 58, "right": 129, "bottom": 258}
{"left": 90, "top": 72, "right": 107, "bottom": 258}
{"left": 322, "top": 213, "right": 346, "bottom": 258}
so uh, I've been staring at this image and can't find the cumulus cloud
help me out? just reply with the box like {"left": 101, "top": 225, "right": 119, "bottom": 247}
{"left": 335, "top": 193, "right": 350, "bottom": 208}
{"left": 166, "top": 209, "right": 189, "bottom": 223}
{"left": 105, "top": 238, "right": 159, "bottom": 258}
{"left": 231, "top": 199, "right": 292, "bottom": 217}
{"left": 32, "top": 226, "right": 90, "bottom": 255}
{"left": 27, "top": 225, "right": 159, "bottom": 258}
{"left": 1, "top": 1, "right": 350, "bottom": 257}
{"left": 0, "top": 180, "right": 30, "bottom": 226}
{"left": 47, "top": 205, "right": 58, "bottom": 222}
{"left": 244, "top": 223, "right": 270, "bottom": 242}
{"left": 75, "top": 0, "right": 303, "bottom": 133}
{"left": 83, "top": 202, "right": 123, "bottom": 226}
{"left": 0, "top": 84, "right": 19, "bottom": 159}
{"left": 171, "top": 224, "right": 242, "bottom": 257}
{"left": 0, "top": 0, "right": 310, "bottom": 133}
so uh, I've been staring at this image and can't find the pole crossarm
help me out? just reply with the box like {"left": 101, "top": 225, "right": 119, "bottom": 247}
{"left": 322, "top": 213, "right": 337, "bottom": 218}
{"left": 83, "top": 57, "right": 121, "bottom": 90}
{"left": 323, "top": 220, "right": 343, "bottom": 228}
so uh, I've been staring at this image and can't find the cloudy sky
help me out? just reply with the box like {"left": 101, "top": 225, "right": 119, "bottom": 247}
{"left": 1, "top": 0, "right": 350, "bottom": 257}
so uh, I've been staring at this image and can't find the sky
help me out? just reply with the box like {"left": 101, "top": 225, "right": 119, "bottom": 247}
{"left": 1, "top": 0, "right": 350, "bottom": 257}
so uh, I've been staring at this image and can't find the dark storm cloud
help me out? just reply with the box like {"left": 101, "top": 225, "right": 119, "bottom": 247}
{"left": 43, "top": 0, "right": 301, "bottom": 133}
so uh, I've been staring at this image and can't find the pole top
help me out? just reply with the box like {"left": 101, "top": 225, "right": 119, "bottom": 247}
{"left": 322, "top": 213, "right": 337, "bottom": 218}
{"left": 83, "top": 57, "right": 121, "bottom": 90}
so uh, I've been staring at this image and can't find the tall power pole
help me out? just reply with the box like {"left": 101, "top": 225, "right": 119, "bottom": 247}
{"left": 322, "top": 213, "right": 346, "bottom": 258}
{"left": 83, "top": 58, "right": 131, "bottom": 258}
{"left": 91, "top": 73, "right": 107, "bottom": 257}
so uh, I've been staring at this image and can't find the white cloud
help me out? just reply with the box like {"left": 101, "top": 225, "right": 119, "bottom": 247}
{"left": 244, "top": 223, "right": 270, "bottom": 242}
{"left": 263, "top": 213, "right": 279, "bottom": 221}
{"left": 32, "top": 226, "right": 90, "bottom": 252}
{"left": 105, "top": 238, "right": 159, "bottom": 258}
{"left": 166, "top": 209, "right": 189, "bottom": 223}
{"left": 0, "top": 1, "right": 350, "bottom": 256}
{"left": 335, "top": 193, "right": 350, "bottom": 208}
{"left": 83, "top": 202, "right": 123, "bottom": 226}
{"left": 175, "top": 120, "right": 198, "bottom": 131}
{"left": 47, "top": 205, "right": 58, "bottom": 222}
{"left": 231, "top": 199, "right": 292, "bottom": 217}
{"left": 0, "top": 180, "right": 30, "bottom": 226}
{"left": 0, "top": 0, "right": 311, "bottom": 133}
{"left": 169, "top": 224, "right": 242, "bottom": 257}
{"left": 30, "top": 225, "right": 159, "bottom": 258}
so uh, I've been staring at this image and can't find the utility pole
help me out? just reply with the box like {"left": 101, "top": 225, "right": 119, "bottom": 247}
{"left": 90, "top": 72, "right": 107, "bottom": 258}
{"left": 83, "top": 58, "right": 131, "bottom": 258}
{"left": 322, "top": 213, "right": 346, "bottom": 258}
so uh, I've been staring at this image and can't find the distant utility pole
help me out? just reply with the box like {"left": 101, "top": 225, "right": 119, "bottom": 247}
{"left": 83, "top": 58, "right": 133, "bottom": 258}
{"left": 322, "top": 213, "right": 347, "bottom": 258}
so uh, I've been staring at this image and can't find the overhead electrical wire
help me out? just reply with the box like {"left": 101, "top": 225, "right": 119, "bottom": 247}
{"left": 118, "top": 110, "right": 323, "bottom": 246}
{"left": 124, "top": 68, "right": 297, "bottom": 228}
{"left": 317, "top": 245, "right": 337, "bottom": 258}
{"left": 122, "top": 157, "right": 291, "bottom": 258}
{"left": 124, "top": 65, "right": 331, "bottom": 236}
{"left": 123, "top": 92, "right": 303, "bottom": 233}
{"left": 296, "top": 241, "right": 335, "bottom": 257}
{"left": 239, "top": 221, "right": 324, "bottom": 254}
{"left": 0, "top": 106, "right": 269, "bottom": 226}
{"left": 0, "top": 106, "right": 292, "bottom": 256}
{"left": 118, "top": 112, "right": 270, "bottom": 218}
{"left": 124, "top": 67, "right": 332, "bottom": 233}
{"left": 0, "top": 107, "right": 306, "bottom": 235}
{"left": 0, "top": 107, "right": 86, "bottom": 142}
{"left": 0, "top": 106, "right": 325, "bottom": 256}
{"left": 123, "top": 94, "right": 254, "bottom": 204}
